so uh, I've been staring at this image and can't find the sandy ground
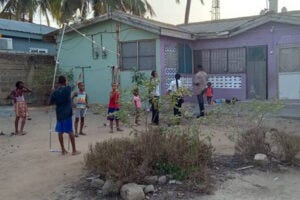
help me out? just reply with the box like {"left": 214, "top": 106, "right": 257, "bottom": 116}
{"left": 0, "top": 106, "right": 299, "bottom": 200}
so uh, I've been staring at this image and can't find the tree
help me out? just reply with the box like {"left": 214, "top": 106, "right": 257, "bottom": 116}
{"left": 0, "top": 0, "right": 55, "bottom": 25}
{"left": 0, "top": 0, "right": 155, "bottom": 26}
{"left": 176, "top": 0, "right": 204, "bottom": 24}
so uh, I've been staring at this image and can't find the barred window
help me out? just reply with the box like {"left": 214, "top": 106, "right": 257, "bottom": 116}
{"left": 193, "top": 47, "right": 246, "bottom": 74}
{"left": 121, "top": 40, "right": 156, "bottom": 70}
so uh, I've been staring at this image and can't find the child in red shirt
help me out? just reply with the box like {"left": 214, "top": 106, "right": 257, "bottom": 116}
{"left": 107, "top": 83, "right": 123, "bottom": 133}
{"left": 205, "top": 82, "right": 213, "bottom": 105}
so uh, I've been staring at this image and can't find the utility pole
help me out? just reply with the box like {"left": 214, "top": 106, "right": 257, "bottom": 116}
{"left": 211, "top": 0, "right": 220, "bottom": 21}
{"left": 115, "top": 22, "right": 121, "bottom": 85}
{"left": 75, "top": 66, "right": 91, "bottom": 84}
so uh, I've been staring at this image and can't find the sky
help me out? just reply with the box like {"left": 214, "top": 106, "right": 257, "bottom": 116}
{"left": 33, "top": 0, "right": 300, "bottom": 27}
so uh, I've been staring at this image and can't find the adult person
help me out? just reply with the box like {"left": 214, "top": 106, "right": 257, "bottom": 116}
{"left": 194, "top": 65, "right": 208, "bottom": 118}
{"left": 149, "top": 70, "right": 160, "bottom": 125}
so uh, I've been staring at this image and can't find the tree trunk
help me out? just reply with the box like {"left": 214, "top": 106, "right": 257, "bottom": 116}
{"left": 184, "top": 0, "right": 191, "bottom": 24}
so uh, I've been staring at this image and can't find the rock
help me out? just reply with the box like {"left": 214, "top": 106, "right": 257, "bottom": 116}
{"left": 168, "top": 180, "right": 176, "bottom": 184}
{"left": 144, "top": 176, "right": 158, "bottom": 184}
{"left": 166, "top": 174, "right": 173, "bottom": 179}
{"left": 90, "top": 178, "right": 105, "bottom": 188}
{"left": 138, "top": 184, "right": 146, "bottom": 190}
{"left": 158, "top": 176, "right": 167, "bottom": 185}
{"left": 120, "top": 183, "right": 145, "bottom": 200}
{"left": 254, "top": 153, "right": 269, "bottom": 166}
{"left": 144, "top": 185, "right": 155, "bottom": 194}
{"left": 102, "top": 180, "right": 122, "bottom": 196}
{"left": 254, "top": 153, "right": 268, "bottom": 161}
{"left": 175, "top": 181, "right": 183, "bottom": 185}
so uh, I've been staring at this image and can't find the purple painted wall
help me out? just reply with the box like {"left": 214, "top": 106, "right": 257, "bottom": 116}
{"left": 159, "top": 36, "right": 194, "bottom": 94}
{"left": 159, "top": 22, "right": 300, "bottom": 101}
{"left": 193, "top": 22, "right": 300, "bottom": 99}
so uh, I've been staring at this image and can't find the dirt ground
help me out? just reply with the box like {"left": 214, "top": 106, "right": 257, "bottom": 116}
{"left": 0, "top": 106, "right": 299, "bottom": 200}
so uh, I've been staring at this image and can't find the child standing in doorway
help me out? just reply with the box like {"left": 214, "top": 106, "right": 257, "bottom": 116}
{"left": 107, "top": 83, "right": 123, "bottom": 133}
{"left": 133, "top": 88, "right": 142, "bottom": 126}
{"left": 72, "top": 82, "right": 89, "bottom": 137}
{"left": 205, "top": 82, "right": 213, "bottom": 105}
{"left": 8, "top": 81, "right": 32, "bottom": 135}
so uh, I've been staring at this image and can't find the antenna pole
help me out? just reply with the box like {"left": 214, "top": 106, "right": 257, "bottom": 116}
{"left": 52, "top": 23, "right": 66, "bottom": 89}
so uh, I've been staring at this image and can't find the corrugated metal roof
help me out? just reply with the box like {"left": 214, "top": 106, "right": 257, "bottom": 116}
{"left": 0, "top": 18, "right": 56, "bottom": 35}
{"left": 178, "top": 16, "right": 258, "bottom": 34}
{"left": 178, "top": 11, "right": 300, "bottom": 38}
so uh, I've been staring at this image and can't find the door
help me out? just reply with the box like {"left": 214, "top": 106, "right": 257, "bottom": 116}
{"left": 246, "top": 46, "right": 267, "bottom": 99}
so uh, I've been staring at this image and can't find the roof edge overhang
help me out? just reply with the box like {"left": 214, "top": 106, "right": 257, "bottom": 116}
{"left": 194, "top": 14, "right": 300, "bottom": 39}
{"left": 45, "top": 12, "right": 194, "bottom": 41}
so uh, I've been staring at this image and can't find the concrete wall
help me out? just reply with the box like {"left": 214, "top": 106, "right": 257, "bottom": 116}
{"left": 193, "top": 22, "right": 300, "bottom": 99}
{"left": 59, "top": 20, "right": 159, "bottom": 104}
{"left": 0, "top": 52, "right": 55, "bottom": 105}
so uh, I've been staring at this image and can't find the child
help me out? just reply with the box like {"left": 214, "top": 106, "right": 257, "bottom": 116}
{"left": 72, "top": 82, "right": 89, "bottom": 137}
{"left": 133, "top": 88, "right": 142, "bottom": 126}
{"left": 49, "top": 75, "right": 80, "bottom": 156}
{"left": 107, "top": 83, "right": 123, "bottom": 133}
{"left": 205, "top": 82, "right": 213, "bottom": 105}
{"left": 8, "top": 81, "right": 32, "bottom": 135}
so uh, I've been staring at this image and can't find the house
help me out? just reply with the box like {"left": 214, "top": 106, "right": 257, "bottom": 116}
{"left": 48, "top": 9, "right": 300, "bottom": 103}
{"left": 0, "top": 18, "right": 56, "bottom": 55}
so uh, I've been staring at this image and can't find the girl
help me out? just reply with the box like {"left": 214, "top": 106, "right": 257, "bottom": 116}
{"left": 133, "top": 88, "right": 142, "bottom": 126}
{"left": 107, "top": 83, "right": 123, "bottom": 133}
{"left": 8, "top": 81, "right": 32, "bottom": 135}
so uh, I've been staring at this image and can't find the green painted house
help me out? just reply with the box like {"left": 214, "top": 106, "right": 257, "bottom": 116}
{"left": 49, "top": 11, "right": 192, "bottom": 103}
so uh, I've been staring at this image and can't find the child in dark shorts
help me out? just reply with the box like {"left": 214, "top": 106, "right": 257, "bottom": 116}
{"left": 107, "top": 83, "right": 123, "bottom": 133}
{"left": 49, "top": 75, "right": 80, "bottom": 155}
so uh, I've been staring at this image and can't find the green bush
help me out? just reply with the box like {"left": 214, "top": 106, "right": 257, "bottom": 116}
{"left": 84, "top": 128, "right": 213, "bottom": 192}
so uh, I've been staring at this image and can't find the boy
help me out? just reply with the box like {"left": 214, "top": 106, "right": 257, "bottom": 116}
{"left": 107, "top": 83, "right": 123, "bottom": 133}
{"left": 8, "top": 81, "right": 32, "bottom": 135}
{"left": 72, "top": 82, "right": 89, "bottom": 137}
{"left": 49, "top": 75, "right": 80, "bottom": 155}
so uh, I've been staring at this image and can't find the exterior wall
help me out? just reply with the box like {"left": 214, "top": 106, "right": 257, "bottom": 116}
{"left": 159, "top": 36, "right": 194, "bottom": 95}
{"left": 59, "top": 20, "right": 159, "bottom": 104}
{"left": 193, "top": 22, "right": 300, "bottom": 100}
{"left": 11, "top": 37, "right": 56, "bottom": 55}
{"left": 0, "top": 52, "right": 55, "bottom": 105}
{"left": 0, "top": 30, "right": 56, "bottom": 55}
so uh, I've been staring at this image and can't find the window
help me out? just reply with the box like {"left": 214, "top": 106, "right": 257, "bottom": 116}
{"left": 211, "top": 49, "right": 227, "bottom": 73}
{"left": 178, "top": 44, "right": 192, "bottom": 73}
{"left": 193, "top": 47, "right": 246, "bottom": 74}
{"left": 279, "top": 47, "right": 300, "bottom": 72}
{"left": 121, "top": 40, "right": 156, "bottom": 70}
{"left": 29, "top": 47, "right": 48, "bottom": 54}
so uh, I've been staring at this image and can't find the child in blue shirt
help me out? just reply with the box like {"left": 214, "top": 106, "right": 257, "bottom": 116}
{"left": 49, "top": 75, "right": 80, "bottom": 156}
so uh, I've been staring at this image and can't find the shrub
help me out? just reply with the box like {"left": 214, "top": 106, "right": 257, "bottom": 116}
{"left": 235, "top": 127, "right": 271, "bottom": 160}
{"left": 235, "top": 127, "right": 300, "bottom": 165}
{"left": 84, "top": 128, "right": 213, "bottom": 192}
{"left": 271, "top": 129, "right": 300, "bottom": 165}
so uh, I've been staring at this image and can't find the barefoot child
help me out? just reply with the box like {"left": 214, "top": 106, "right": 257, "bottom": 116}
{"left": 8, "top": 81, "right": 32, "bottom": 135}
{"left": 107, "top": 83, "right": 123, "bottom": 133}
{"left": 49, "top": 75, "right": 80, "bottom": 155}
{"left": 205, "top": 82, "right": 213, "bottom": 105}
{"left": 133, "top": 88, "right": 142, "bottom": 126}
{"left": 72, "top": 82, "right": 89, "bottom": 137}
